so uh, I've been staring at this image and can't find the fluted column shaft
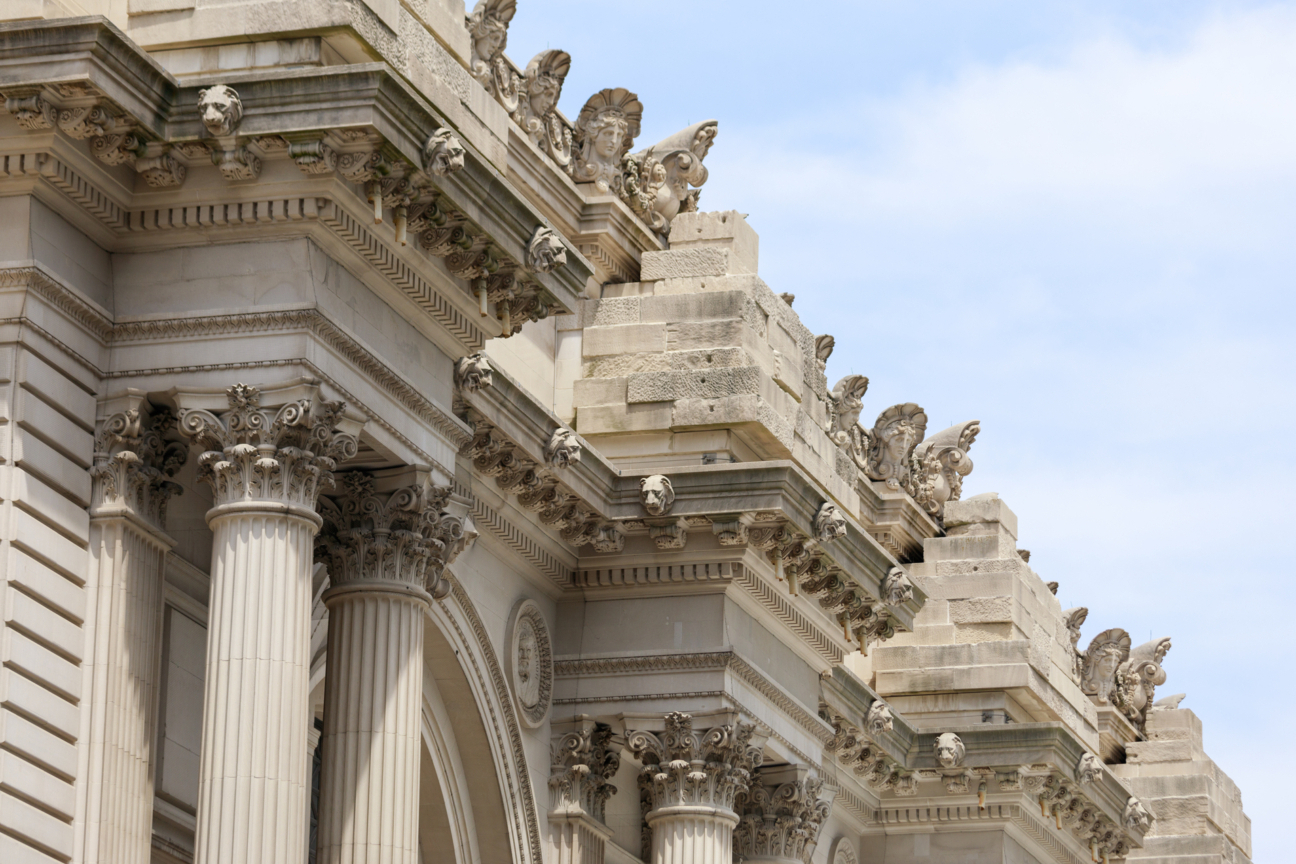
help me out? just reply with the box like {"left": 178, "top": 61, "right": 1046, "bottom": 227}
{"left": 316, "top": 584, "right": 427, "bottom": 864}
{"left": 79, "top": 406, "right": 183, "bottom": 864}
{"left": 195, "top": 508, "right": 318, "bottom": 864}
{"left": 82, "top": 515, "right": 171, "bottom": 864}
{"left": 178, "top": 382, "right": 361, "bottom": 864}
{"left": 312, "top": 472, "right": 463, "bottom": 864}
{"left": 648, "top": 808, "right": 738, "bottom": 864}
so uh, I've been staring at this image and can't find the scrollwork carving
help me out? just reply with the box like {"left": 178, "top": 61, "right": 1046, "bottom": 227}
{"left": 1114, "top": 637, "right": 1171, "bottom": 732}
{"left": 1063, "top": 607, "right": 1088, "bottom": 683}
{"left": 627, "top": 712, "right": 763, "bottom": 814}
{"left": 91, "top": 406, "right": 187, "bottom": 528}
{"left": 176, "top": 383, "right": 358, "bottom": 513}
{"left": 865, "top": 403, "right": 927, "bottom": 490}
{"left": 620, "top": 120, "right": 717, "bottom": 235}
{"left": 5, "top": 93, "right": 56, "bottom": 129}
{"left": 550, "top": 723, "right": 619, "bottom": 822}
{"left": 907, "top": 420, "right": 979, "bottom": 519}
{"left": 733, "top": 774, "right": 832, "bottom": 863}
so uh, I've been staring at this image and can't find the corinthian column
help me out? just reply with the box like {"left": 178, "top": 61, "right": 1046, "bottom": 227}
{"left": 176, "top": 382, "right": 361, "bottom": 864}
{"left": 628, "top": 712, "right": 765, "bottom": 864}
{"left": 733, "top": 767, "right": 833, "bottom": 864}
{"left": 313, "top": 471, "right": 465, "bottom": 864}
{"left": 80, "top": 399, "right": 185, "bottom": 864}
{"left": 549, "top": 721, "right": 620, "bottom": 864}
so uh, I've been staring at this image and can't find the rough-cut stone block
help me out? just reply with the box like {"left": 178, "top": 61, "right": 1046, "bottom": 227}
{"left": 667, "top": 210, "right": 759, "bottom": 274}
{"left": 582, "top": 323, "right": 667, "bottom": 357}
{"left": 653, "top": 273, "right": 765, "bottom": 296}
{"left": 572, "top": 377, "right": 628, "bottom": 406}
{"left": 576, "top": 402, "right": 673, "bottom": 435}
{"left": 666, "top": 319, "right": 745, "bottom": 351}
{"left": 949, "top": 597, "right": 1013, "bottom": 624}
{"left": 640, "top": 247, "right": 730, "bottom": 281}
{"left": 772, "top": 350, "right": 802, "bottom": 401}
{"left": 640, "top": 291, "right": 748, "bottom": 324}
{"left": 626, "top": 367, "right": 760, "bottom": 403}
{"left": 944, "top": 492, "right": 1019, "bottom": 539}
{"left": 590, "top": 297, "right": 640, "bottom": 326}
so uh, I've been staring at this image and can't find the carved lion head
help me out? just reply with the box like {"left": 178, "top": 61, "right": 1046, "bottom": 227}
{"left": 455, "top": 352, "right": 493, "bottom": 393}
{"left": 880, "top": 567, "right": 914, "bottom": 607}
{"left": 544, "top": 428, "right": 582, "bottom": 469}
{"left": 526, "top": 226, "right": 567, "bottom": 274}
{"left": 639, "top": 474, "right": 675, "bottom": 516}
{"left": 933, "top": 732, "right": 965, "bottom": 769}
{"left": 424, "top": 128, "right": 466, "bottom": 177}
{"left": 865, "top": 701, "right": 894, "bottom": 738}
{"left": 197, "top": 84, "right": 243, "bottom": 137}
{"left": 813, "top": 501, "right": 848, "bottom": 543}
{"left": 1123, "top": 797, "right": 1154, "bottom": 833}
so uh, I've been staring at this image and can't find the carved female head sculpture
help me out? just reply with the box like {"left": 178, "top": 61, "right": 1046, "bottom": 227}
{"left": 865, "top": 403, "right": 928, "bottom": 488}
{"left": 467, "top": 0, "right": 515, "bottom": 75}
{"left": 1081, "top": 628, "right": 1131, "bottom": 704}
{"left": 933, "top": 732, "right": 965, "bottom": 769}
{"left": 573, "top": 88, "right": 642, "bottom": 194}
{"left": 639, "top": 474, "right": 674, "bottom": 516}
{"left": 197, "top": 84, "right": 243, "bottom": 137}
{"left": 519, "top": 49, "right": 569, "bottom": 121}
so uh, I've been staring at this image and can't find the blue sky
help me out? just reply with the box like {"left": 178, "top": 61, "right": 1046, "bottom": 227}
{"left": 507, "top": 3, "right": 1293, "bottom": 859}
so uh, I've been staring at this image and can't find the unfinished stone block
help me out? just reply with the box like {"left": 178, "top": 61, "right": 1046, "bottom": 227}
{"left": 640, "top": 247, "right": 730, "bottom": 281}
{"left": 666, "top": 210, "right": 759, "bottom": 274}
{"left": 582, "top": 323, "right": 667, "bottom": 357}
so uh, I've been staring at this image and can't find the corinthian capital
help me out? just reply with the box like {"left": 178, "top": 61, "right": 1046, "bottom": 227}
{"left": 317, "top": 473, "right": 459, "bottom": 598}
{"left": 91, "top": 402, "right": 187, "bottom": 528}
{"left": 627, "top": 712, "right": 764, "bottom": 814}
{"left": 550, "top": 722, "right": 620, "bottom": 823}
{"left": 175, "top": 381, "right": 361, "bottom": 515}
{"left": 734, "top": 769, "right": 833, "bottom": 863}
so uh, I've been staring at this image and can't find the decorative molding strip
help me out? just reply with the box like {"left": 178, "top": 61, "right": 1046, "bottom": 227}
{"left": 124, "top": 196, "right": 318, "bottom": 231}
{"left": 553, "top": 650, "right": 832, "bottom": 745}
{"left": 574, "top": 561, "right": 730, "bottom": 588}
{"left": 875, "top": 803, "right": 1088, "bottom": 864}
{"left": 734, "top": 563, "right": 844, "bottom": 665}
{"left": 471, "top": 497, "right": 573, "bottom": 586}
{"left": 0, "top": 265, "right": 113, "bottom": 340}
{"left": 320, "top": 200, "right": 487, "bottom": 351}
{"left": 112, "top": 307, "right": 469, "bottom": 447}
{"left": 552, "top": 689, "right": 725, "bottom": 705}
{"left": 830, "top": 782, "right": 877, "bottom": 828}
{"left": 41, "top": 155, "right": 127, "bottom": 229}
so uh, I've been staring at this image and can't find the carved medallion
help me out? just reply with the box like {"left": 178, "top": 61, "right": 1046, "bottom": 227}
{"left": 830, "top": 836, "right": 858, "bottom": 864}
{"left": 507, "top": 599, "right": 552, "bottom": 728}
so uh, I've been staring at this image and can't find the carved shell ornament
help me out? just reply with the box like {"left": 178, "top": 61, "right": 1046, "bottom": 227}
{"left": 507, "top": 599, "right": 552, "bottom": 728}
{"left": 639, "top": 474, "right": 675, "bottom": 516}
{"left": 197, "top": 84, "right": 243, "bottom": 137}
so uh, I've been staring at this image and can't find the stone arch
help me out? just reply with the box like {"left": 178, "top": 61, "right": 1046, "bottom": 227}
{"left": 421, "top": 575, "right": 543, "bottom": 864}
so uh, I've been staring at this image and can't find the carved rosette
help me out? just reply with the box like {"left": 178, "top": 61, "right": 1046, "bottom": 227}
{"left": 509, "top": 599, "right": 553, "bottom": 728}
{"left": 91, "top": 407, "right": 187, "bottom": 528}
{"left": 733, "top": 775, "right": 832, "bottom": 863}
{"left": 628, "top": 712, "right": 763, "bottom": 817}
{"left": 550, "top": 723, "right": 620, "bottom": 823}
{"left": 177, "top": 383, "right": 358, "bottom": 516}
{"left": 316, "top": 473, "right": 459, "bottom": 599}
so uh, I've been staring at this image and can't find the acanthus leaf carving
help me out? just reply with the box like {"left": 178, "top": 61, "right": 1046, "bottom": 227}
{"left": 620, "top": 120, "right": 717, "bottom": 236}
{"left": 210, "top": 145, "right": 262, "bottom": 181}
{"left": 550, "top": 723, "right": 620, "bottom": 823}
{"left": 176, "top": 383, "right": 359, "bottom": 512}
{"left": 136, "top": 152, "right": 186, "bottom": 188}
{"left": 733, "top": 773, "right": 832, "bottom": 864}
{"left": 5, "top": 93, "right": 56, "bottom": 129}
{"left": 627, "top": 712, "right": 763, "bottom": 816}
{"left": 1114, "top": 637, "right": 1171, "bottom": 733}
{"left": 289, "top": 139, "right": 337, "bottom": 174}
{"left": 91, "top": 406, "right": 187, "bottom": 528}
{"left": 907, "top": 420, "right": 979, "bottom": 519}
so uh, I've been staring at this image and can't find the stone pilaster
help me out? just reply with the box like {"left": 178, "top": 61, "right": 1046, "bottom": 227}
{"left": 549, "top": 721, "right": 620, "bottom": 864}
{"left": 628, "top": 712, "right": 764, "bottom": 864}
{"left": 733, "top": 766, "right": 833, "bottom": 864}
{"left": 176, "top": 382, "right": 361, "bottom": 864}
{"left": 81, "top": 400, "right": 185, "bottom": 864}
{"left": 312, "top": 471, "right": 464, "bottom": 864}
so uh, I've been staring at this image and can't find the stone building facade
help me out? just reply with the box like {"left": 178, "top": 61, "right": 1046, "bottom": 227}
{"left": 0, "top": 3, "right": 1250, "bottom": 864}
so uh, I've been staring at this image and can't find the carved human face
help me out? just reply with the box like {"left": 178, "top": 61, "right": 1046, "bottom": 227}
{"left": 1097, "top": 652, "right": 1120, "bottom": 681}
{"left": 529, "top": 78, "right": 559, "bottom": 117}
{"left": 884, "top": 421, "right": 916, "bottom": 460}
{"left": 476, "top": 26, "right": 505, "bottom": 61}
{"left": 594, "top": 123, "right": 621, "bottom": 159}
{"left": 517, "top": 627, "right": 535, "bottom": 681}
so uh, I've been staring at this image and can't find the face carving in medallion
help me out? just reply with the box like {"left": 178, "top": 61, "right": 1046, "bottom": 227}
{"left": 515, "top": 618, "right": 540, "bottom": 709}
